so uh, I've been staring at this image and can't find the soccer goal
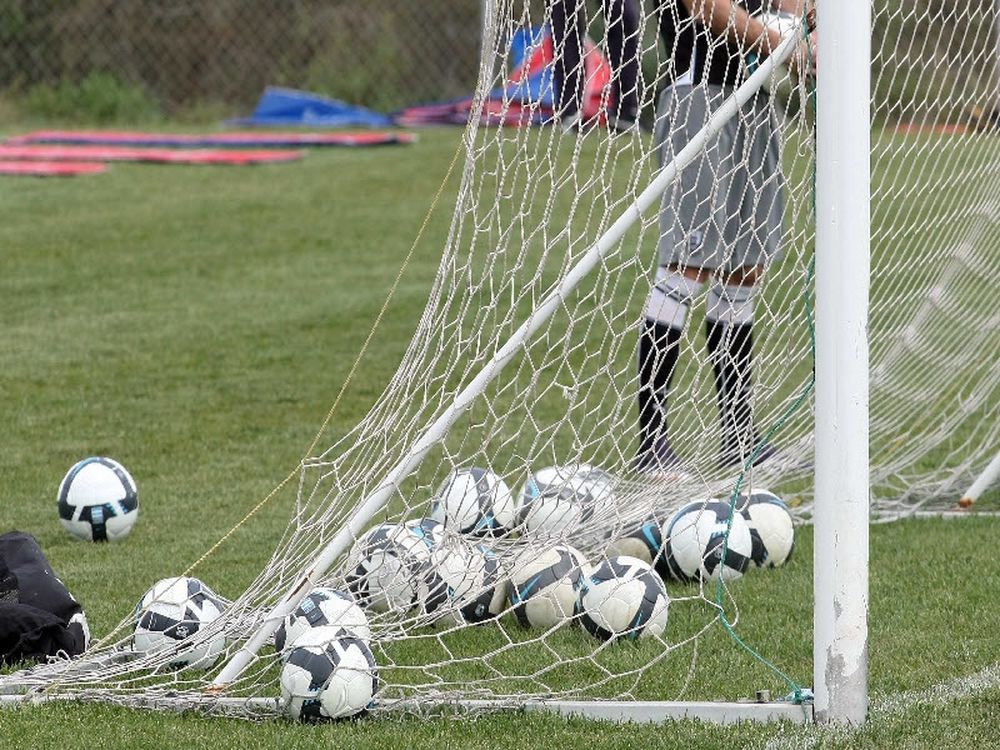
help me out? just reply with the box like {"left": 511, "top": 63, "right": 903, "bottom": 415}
{"left": 2, "top": 0, "right": 997, "bottom": 729}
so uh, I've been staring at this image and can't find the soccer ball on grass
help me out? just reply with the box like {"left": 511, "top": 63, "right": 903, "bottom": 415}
{"left": 57, "top": 456, "right": 138, "bottom": 542}
{"left": 132, "top": 576, "right": 226, "bottom": 668}
{"left": 576, "top": 556, "right": 669, "bottom": 641}
{"left": 279, "top": 625, "right": 378, "bottom": 722}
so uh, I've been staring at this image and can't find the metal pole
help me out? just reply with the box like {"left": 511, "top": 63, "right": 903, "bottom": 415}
{"left": 813, "top": 0, "right": 871, "bottom": 725}
{"left": 958, "top": 448, "right": 1000, "bottom": 507}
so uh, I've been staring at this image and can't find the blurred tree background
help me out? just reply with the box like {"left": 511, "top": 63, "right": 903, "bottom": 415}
{"left": 0, "top": 0, "right": 483, "bottom": 120}
{"left": 0, "top": 0, "right": 996, "bottom": 124}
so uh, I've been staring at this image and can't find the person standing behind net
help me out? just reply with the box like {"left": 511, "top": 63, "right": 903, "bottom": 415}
{"left": 550, "top": 0, "right": 643, "bottom": 132}
{"left": 635, "top": 0, "right": 814, "bottom": 475}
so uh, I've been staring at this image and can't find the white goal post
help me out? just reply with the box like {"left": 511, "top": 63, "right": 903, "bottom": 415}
{"left": 813, "top": 0, "right": 870, "bottom": 725}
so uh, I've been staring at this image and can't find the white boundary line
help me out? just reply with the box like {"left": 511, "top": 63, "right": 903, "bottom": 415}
{"left": 764, "top": 662, "right": 1000, "bottom": 749}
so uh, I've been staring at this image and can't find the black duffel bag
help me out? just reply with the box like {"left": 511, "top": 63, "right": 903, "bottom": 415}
{"left": 0, "top": 530, "right": 90, "bottom": 665}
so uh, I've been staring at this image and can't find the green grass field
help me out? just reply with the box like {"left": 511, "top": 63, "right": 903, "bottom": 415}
{"left": 1, "top": 126, "right": 998, "bottom": 749}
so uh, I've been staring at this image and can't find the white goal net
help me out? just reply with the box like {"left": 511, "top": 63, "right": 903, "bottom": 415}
{"left": 3, "top": 0, "right": 998, "bottom": 721}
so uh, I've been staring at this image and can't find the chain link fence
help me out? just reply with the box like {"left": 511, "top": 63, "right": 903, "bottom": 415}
{"left": 1, "top": 1, "right": 997, "bottom": 125}
{"left": 1, "top": 1, "right": 485, "bottom": 119}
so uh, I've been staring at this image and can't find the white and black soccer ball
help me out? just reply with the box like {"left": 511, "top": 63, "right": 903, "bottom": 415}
{"left": 662, "top": 500, "right": 753, "bottom": 583}
{"left": 508, "top": 544, "right": 589, "bottom": 629}
{"left": 57, "top": 456, "right": 138, "bottom": 542}
{"left": 403, "top": 517, "right": 447, "bottom": 550}
{"left": 518, "top": 464, "right": 616, "bottom": 540}
{"left": 67, "top": 610, "right": 91, "bottom": 654}
{"left": 576, "top": 556, "right": 669, "bottom": 641}
{"left": 458, "top": 543, "right": 510, "bottom": 624}
{"left": 416, "top": 537, "right": 476, "bottom": 622}
{"left": 427, "top": 541, "right": 510, "bottom": 625}
{"left": 605, "top": 516, "right": 670, "bottom": 579}
{"left": 275, "top": 588, "right": 372, "bottom": 653}
{"left": 132, "top": 576, "right": 226, "bottom": 668}
{"left": 279, "top": 625, "right": 378, "bottom": 722}
{"left": 430, "top": 468, "right": 516, "bottom": 536}
{"left": 739, "top": 490, "right": 795, "bottom": 568}
{"left": 345, "top": 524, "right": 435, "bottom": 614}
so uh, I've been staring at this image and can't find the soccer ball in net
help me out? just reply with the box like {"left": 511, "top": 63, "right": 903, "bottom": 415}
{"left": 508, "top": 544, "right": 589, "bottom": 629}
{"left": 739, "top": 490, "right": 795, "bottom": 568}
{"left": 417, "top": 535, "right": 476, "bottom": 622}
{"left": 425, "top": 539, "right": 510, "bottom": 625}
{"left": 274, "top": 587, "right": 372, "bottom": 652}
{"left": 132, "top": 576, "right": 226, "bottom": 668}
{"left": 345, "top": 523, "right": 435, "bottom": 614}
{"left": 457, "top": 543, "right": 510, "bottom": 623}
{"left": 662, "top": 500, "right": 753, "bottom": 583}
{"left": 605, "top": 516, "right": 670, "bottom": 579}
{"left": 576, "top": 556, "right": 669, "bottom": 641}
{"left": 518, "top": 464, "right": 616, "bottom": 540}
{"left": 57, "top": 456, "right": 139, "bottom": 542}
{"left": 403, "top": 516, "right": 447, "bottom": 548}
{"left": 279, "top": 625, "right": 378, "bottom": 722}
{"left": 430, "top": 467, "right": 517, "bottom": 536}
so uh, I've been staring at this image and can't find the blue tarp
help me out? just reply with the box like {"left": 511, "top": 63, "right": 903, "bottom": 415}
{"left": 230, "top": 87, "right": 393, "bottom": 128}
{"left": 491, "top": 25, "right": 554, "bottom": 106}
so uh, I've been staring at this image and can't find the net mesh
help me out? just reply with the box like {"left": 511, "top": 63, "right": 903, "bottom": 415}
{"left": 3, "top": 0, "right": 998, "bottom": 718}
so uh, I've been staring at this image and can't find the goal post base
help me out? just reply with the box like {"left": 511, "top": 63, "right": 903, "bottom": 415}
{"left": 452, "top": 698, "right": 814, "bottom": 725}
{"left": 0, "top": 692, "right": 813, "bottom": 725}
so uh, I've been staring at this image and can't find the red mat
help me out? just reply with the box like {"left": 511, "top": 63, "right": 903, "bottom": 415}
{"left": 0, "top": 160, "right": 107, "bottom": 176}
{"left": 0, "top": 145, "right": 303, "bottom": 165}
{"left": 7, "top": 130, "right": 416, "bottom": 148}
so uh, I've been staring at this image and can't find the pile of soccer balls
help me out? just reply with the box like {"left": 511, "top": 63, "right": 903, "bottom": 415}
{"left": 58, "top": 455, "right": 795, "bottom": 723}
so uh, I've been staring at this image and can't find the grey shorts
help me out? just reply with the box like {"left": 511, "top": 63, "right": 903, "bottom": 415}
{"left": 655, "top": 83, "right": 784, "bottom": 271}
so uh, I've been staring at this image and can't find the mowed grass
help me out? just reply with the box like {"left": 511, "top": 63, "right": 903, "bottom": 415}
{"left": 0, "top": 127, "right": 998, "bottom": 749}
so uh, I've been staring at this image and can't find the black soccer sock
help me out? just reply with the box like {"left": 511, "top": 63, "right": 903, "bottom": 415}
{"left": 637, "top": 318, "right": 682, "bottom": 454}
{"left": 705, "top": 318, "right": 758, "bottom": 463}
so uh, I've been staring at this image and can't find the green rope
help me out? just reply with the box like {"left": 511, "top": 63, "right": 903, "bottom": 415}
{"left": 711, "top": 17, "right": 818, "bottom": 704}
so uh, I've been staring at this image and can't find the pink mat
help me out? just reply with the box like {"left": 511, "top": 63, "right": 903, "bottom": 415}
{"left": 0, "top": 160, "right": 107, "bottom": 176}
{"left": 6, "top": 130, "right": 416, "bottom": 148}
{"left": 0, "top": 144, "right": 303, "bottom": 165}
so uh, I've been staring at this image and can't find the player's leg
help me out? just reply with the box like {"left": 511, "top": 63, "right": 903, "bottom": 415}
{"left": 635, "top": 83, "right": 719, "bottom": 473}
{"left": 550, "top": 0, "right": 586, "bottom": 130}
{"left": 705, "top": 89, "right": 785, "bottom": 469}
{"left": 601, "top": 0, "right": 641, "bottom": 129}
{"left": 635, "top": 265, "right": 707, "bottom": 471}
{"left": 704, "top": 266, "right": 771, "bottom": 468}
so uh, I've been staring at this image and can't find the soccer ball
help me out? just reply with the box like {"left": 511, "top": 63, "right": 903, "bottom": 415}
{"left": 132, "top": 576, "right": 226, "bottom": 668}
{"left": 416, "top": 536, "right": 476, "bottom": 621}
{"left": 427, "top": 541, "right": 510, "bottom": 624}
{"left": 576, "top": 556, "right": 669, "bottom": 641}
{"left": 739, "top": 490, "right": 795, "bottom": 568}
{"left": 508, "top": 544, "right": 589, "bottom": 629}
{"left": 605, "top": 516, "right": 670, "bottom": 579}
{"left": 57, "top": 456, "right": 138, "bottom": 542}
{"left": 68, "top": 610, "right": 92, "bottom": 653}
{"left": 403, "top": 516, "right": 451, "bottom": 554}
{"left": 274, "top": 588, "right": 372, "bottom": 653}
{"left": 662, "top": 500, "right": 753, "bottom": 583}
{"left": 279, "top": 625, "right": 378, "bottom": 722}
{"left": 430, "top": 467, "right": 517, "bottom": 536}
{"left": 457, "top": 543, "right": 510, "bottom": 623}
{"left": 518, "top": 464, "right": 616, "bottom": 540}
{"left": 345, "top": 524, "right": 435, "bottom": 614}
